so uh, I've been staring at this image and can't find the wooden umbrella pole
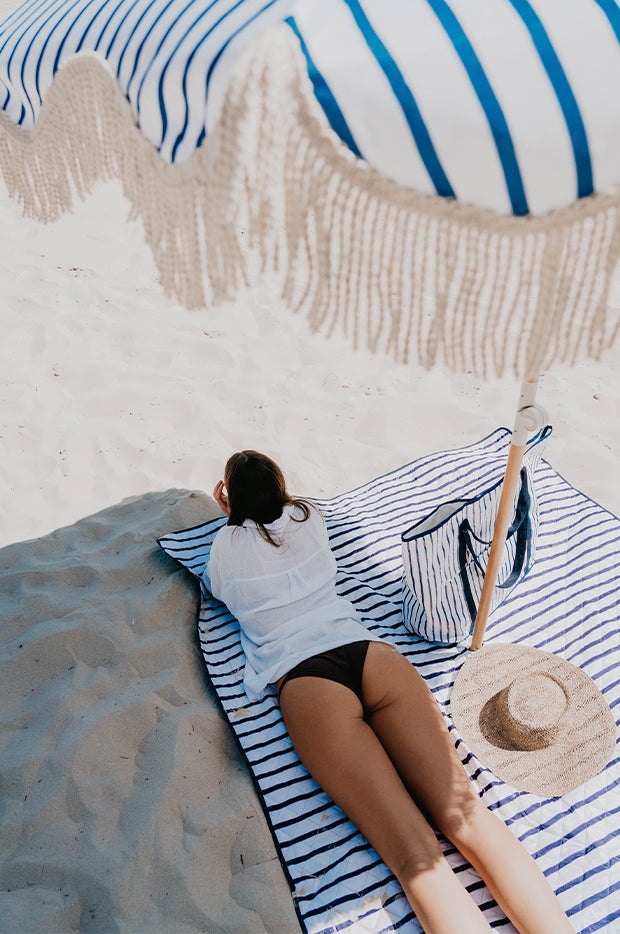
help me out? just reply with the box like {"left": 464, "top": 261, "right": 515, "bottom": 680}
{"left": 469, "top": 377, "right": 542, "bottom": 651}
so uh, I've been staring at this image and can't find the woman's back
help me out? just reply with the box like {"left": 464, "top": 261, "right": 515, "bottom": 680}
{"left": 206, "top": 502, "right": 379, "bottom": 699}
{"left": 210, "top": 503, "right": 336, "bottom": 618}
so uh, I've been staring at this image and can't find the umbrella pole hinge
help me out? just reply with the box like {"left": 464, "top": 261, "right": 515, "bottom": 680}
{"left": 513, "top": 403, "right": 548, "bottom": 444}
{"left": 512, "top": 378, "right": 548, "bottom": 446}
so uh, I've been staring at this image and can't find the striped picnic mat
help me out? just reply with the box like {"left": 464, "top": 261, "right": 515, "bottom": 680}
{"left": 158, "top": 429, "right": 620, "bottom": 934}
{"left": 3, "top": 0, "right": 620, "bottom": 214}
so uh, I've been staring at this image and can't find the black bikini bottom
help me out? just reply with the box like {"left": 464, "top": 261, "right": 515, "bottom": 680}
{"left": 277, "top": 640, "right": 371, "bottom": 706}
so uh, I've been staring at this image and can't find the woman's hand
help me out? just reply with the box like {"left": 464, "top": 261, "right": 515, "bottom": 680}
{"left": 213, "top": 480, "right": 231, "bottom": 516}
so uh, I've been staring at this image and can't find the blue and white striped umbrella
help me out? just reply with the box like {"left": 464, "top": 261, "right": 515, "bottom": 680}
{"left": 2, "top": 0, "right": 620, "bottom": 375}
{"left": 0, "top": 0, "right": 295, "bottom": 163}
{"left": 2, "top": 0, "right": 620, "bottom": 213}
{"left": 1, "top": 1, "right": 617, "bottom": 650}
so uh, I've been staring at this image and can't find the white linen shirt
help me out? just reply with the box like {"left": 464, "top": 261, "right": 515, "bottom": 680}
{"left": 204, "top": 503, "right": 381, "bottom": 700}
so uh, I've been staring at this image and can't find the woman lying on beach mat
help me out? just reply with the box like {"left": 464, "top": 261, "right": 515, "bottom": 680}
{"left": 204, "top": 450, "right": 573, "bottom": 934}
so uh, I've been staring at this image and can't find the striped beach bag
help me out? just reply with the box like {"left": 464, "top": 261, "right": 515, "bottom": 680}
{"left": 401, "top": 427, "right": 551, "bottom": 644}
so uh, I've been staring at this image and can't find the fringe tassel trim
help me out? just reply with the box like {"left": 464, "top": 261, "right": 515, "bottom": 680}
{"left": 1, "top": 27, "right": 619, "bottom": 377}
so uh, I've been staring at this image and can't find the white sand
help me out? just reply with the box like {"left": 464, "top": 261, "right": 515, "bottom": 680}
{"left": 2, "top": 180, "right": 618, "bottom": 549}
{"left": 1, "top": 168, "right": 619, "bottom": 933}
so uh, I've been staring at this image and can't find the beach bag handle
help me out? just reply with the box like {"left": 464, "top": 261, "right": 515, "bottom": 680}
{"left": 458, "top": 468, "right": 531, "bottom": 625}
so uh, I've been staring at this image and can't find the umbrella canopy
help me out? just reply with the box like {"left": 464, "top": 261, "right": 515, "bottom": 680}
{"left": 1, "top": 0, "right": 620, "bottom": 378}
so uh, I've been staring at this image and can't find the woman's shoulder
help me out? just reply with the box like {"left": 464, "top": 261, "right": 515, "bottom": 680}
{"left": 210, "top": 521, "right": 239, "bottom": 557}
{"left": 211, "top": 502, "right": 323, "bottom": 554}
{"left": 290, "top": 500, "right": 330, "bottom": 545}
{"left": 292, "top": 498, "right": 322, "bottom": 520}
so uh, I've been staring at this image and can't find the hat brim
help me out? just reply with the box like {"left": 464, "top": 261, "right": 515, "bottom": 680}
{"left": 450, "top": 643, "right": 616, "bottom": 797}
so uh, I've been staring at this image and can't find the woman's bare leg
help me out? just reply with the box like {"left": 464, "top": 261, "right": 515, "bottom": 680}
{"left": 279, "top": 674, "right": 492, "bottom": 933}
{"left": 361, "top": 641, "right": 574, "bottom": 934}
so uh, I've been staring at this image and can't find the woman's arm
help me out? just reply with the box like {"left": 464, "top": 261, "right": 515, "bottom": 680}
{"left": 204, "top": 487, "right": 228, "bottom": 596}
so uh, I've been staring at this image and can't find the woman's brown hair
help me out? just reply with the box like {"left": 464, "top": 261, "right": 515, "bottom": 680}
{"left": 224, "top": 451, "right": 312, "bottom": 546}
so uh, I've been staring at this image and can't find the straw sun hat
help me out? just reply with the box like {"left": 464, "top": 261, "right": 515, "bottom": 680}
{"left": 450, "top": 644, "right": 616, "bottom": 797}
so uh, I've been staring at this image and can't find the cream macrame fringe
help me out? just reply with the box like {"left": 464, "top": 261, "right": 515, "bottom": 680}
{"left": 1, "top": 25, "right": 620, "bottom": 377}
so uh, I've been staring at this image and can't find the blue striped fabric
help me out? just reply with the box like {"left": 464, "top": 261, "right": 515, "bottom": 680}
{"left": 159, "top": 428, "right": 620, "bottom": 933}
{"left": 507, "top": 0, "right": 593, "bottom": 200}
{"left": 0, "top": 0, "right": 295, "bottom": 162}
{"left": 2, "top": 0, "right": 620, "bottom": 213}
{"left": 288, "top": 0, "right": 620, "bottom": 215}
{"left": 401, "top": 427, "right": 549, "bottom": 643}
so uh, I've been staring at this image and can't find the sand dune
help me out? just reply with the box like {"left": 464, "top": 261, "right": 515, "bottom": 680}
{"left": 0, "top": 491, "right": 300, "bottom": 933}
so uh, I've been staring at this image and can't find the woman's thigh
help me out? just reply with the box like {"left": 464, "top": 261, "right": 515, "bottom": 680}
{"left": 278, "top": 675, "right": 445, "bottom": 876}
{"left": 361, "top": 641, "right": 481, "bottom": 833}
